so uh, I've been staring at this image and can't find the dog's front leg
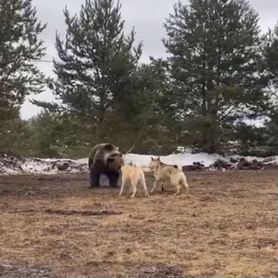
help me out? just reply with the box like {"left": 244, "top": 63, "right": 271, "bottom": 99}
{"left": 161, "top": 181, "right": 166, "bottom": 192}
{"left": 150, "top": 179, "right": 159, "bottom": 193}
{"left": 174, "top": 183, "right": 182, "bottom": 195}
{"left": 119, "top": 180, "right": 125, "bottom": 196}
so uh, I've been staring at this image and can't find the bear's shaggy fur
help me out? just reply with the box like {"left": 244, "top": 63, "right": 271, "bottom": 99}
{"left": 88, "top": 143, "right": 123, "bottom": 188}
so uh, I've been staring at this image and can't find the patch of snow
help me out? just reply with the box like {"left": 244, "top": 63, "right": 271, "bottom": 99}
{"left": 75, "top": 158, "right": 88, "bottom": 164}
{"left": 0, "top": 152, "right": 277, "bottom": 175}
{"left": 124, "top": 153, "right": 278, "bottom": 170}
{"left": 242, "top": 117, "right": 268, "bottom": 128}
{"left": 0, "top": 155, "right": 87, "bottom": 176}
{"left": 125, "top": 152, "right": 227, "bottom": 168}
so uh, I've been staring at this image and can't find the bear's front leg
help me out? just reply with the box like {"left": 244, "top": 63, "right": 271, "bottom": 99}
{"left": 89, "top": 167, "right": 100, "bottom": 188}
{"left": 106, "top": 171, "right": 120, "bottom": 188}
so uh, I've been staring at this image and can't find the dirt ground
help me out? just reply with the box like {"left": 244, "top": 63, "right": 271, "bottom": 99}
{"left": 0, "top": 169, "right": 277, "bottom": 277}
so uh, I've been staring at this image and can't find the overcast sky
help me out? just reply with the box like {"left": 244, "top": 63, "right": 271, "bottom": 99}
{"left": 20, "top": 0, "right": 278, "bottom": 119}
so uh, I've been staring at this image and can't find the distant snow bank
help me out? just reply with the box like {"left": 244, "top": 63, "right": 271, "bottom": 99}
{"left": 0, "top": 152, "right": 277, "bottom": 175}
{"left": 125, "top": 153, "right": 278, "bottom": 167}
{"left": 125, "top": 153, "right": 224, "bottom": 167}
{"left": 0, "top": 155, "right": 87, "bottom": 175}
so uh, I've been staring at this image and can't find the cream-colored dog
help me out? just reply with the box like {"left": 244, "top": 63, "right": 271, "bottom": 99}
{"left": 119, "top": 164, "right": 149, "bottom": 198}
{"left": 149, "top": 157, "right": 189, "bottom": 195}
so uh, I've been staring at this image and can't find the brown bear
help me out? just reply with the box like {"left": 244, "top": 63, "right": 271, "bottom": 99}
{"left": 88, "top": 143, "right": 124, "bottom": 188}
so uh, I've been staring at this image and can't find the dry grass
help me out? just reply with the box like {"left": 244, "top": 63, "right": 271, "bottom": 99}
{"left": 0, "top": 170, "right": 277, "bottom": 277}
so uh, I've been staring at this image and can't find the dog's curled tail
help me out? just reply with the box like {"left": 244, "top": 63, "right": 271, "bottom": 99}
{"left": 176, "top": 164, "right": 183, "bottom": 171}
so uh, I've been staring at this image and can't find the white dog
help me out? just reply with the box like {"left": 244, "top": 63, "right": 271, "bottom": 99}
{"left": 149, "top": 157, "right": 189, "bottom": 195}
{"left": 119, "top": 164, "right": 149, "bottom": 198}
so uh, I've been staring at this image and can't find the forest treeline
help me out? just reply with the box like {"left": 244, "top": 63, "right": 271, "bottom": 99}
{"left": 0, "top": 0, "right": 277, "bottom": 158}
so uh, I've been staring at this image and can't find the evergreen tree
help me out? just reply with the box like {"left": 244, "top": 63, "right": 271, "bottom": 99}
{"left": 0, "top": 0, "right": 46, "bottom": 152}
{"left": 35, "top": 0, "right": 142, "bottom": 142}
{"left": 262, "top": 23, "right": 278, "bottom": 154}
{"left": 163, "top": 0, "right": 268, "bottom": 153}
{"left": 0, "top": 0, "right": 46, "bottom": 119}
{"left": 111, "top": 61, "right": 177, "bottom": 153}
{"left": 19, "top": 111, "right": 96, "bottom": 157}
{"left": 264, "top": 109, "right": 278, "bottom": 155}
{"left": 263, "top": 23, "right": 278, "bottom": 82}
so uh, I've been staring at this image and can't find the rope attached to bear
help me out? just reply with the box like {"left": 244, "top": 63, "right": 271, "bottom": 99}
{"left": 122, "top": 120, "right": 147, "bottom": 157}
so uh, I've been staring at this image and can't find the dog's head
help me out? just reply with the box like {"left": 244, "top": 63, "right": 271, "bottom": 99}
{"left": 148, "top": 156, "right": 162, "bottom": 170}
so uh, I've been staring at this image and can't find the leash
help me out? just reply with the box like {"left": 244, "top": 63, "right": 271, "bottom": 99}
{"left": 122, "top": 120, "right": 147, "bottom": 157}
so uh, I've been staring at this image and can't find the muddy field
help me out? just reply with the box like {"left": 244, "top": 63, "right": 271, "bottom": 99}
{"left": 0, "top": 170, "right": 277, "bottom": 277}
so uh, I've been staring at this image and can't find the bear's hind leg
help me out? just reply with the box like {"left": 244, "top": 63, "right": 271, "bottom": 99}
{"left": 89, "top": 168, "right": 100, "bottom": 188}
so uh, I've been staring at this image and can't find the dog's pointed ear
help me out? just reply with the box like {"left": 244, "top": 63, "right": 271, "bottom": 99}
{"left": 151, "top": 157, "right": 153, "bottom": 161}
{"left": 158, "top": 157, "right": 161, "bottom": 161}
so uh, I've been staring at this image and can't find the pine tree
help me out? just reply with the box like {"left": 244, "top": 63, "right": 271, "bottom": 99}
{"left": 263, "top": 23, "right": 278, "bottom": 82}
{"left": 262, "top": 23, "right": 278, "bottom": 154}
{"left": 265, "top": 109, "right": 278, "bottom": 155}
{"left": 34, "top": 0, "right": 142, "bottom": 142}
{"left": 0, "top": 0, "right": 46, "bottom": 152}
{"left": 111, "top": 61, "right": 177, "bottom": 153}
{"left": 163, "top": 0, "right": 268, "bottom": 153}
{"left": 0, "top": 0, "right": 46, "bottom": 114}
